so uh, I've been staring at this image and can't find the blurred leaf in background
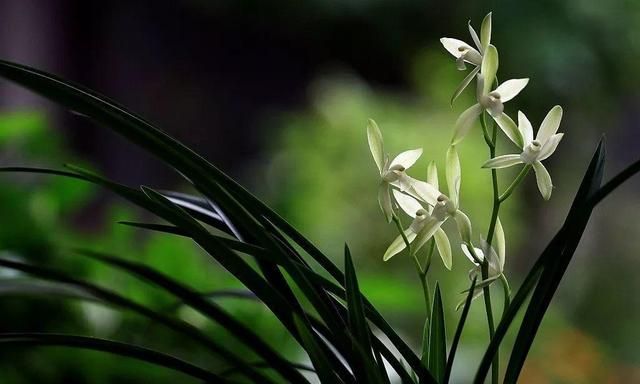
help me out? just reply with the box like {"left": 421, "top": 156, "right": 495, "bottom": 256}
{"left": 0, "top": 111, "right": 298, "bottom": 383}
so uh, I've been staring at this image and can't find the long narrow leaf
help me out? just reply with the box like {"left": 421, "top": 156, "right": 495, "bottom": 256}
{"left": 75, "top": 248, "right": 310, "bottom": 384}
{"left": 136, "top": 185, "right": 356, "bottom": 382}
{"left": 0, "top": 333, "right": 225, "bottom": 382}
{"left": 428, "top": 284, "right": 446, "bottom": 383}
{"left": 294, "top": 315, "right": 345, "bottom": 384}
{"left": 118, "top": 221, "right": 265, "bottom": 255}
{"left": 344, "top": 245, "right": 383, "bottom": 384}
{"left": 0, "top": 258, "right": 271, "bottom": 383}
{"left": 0, "top": 60, "right": 426, "bottom": 379}
{"left": 474, "top": 140, "right": 606, "bottom": 383}
{"left": 0, "top": 279, "right": 98, "bottom": 302}
{"left": 503, "top": 140, "right": 606, "bottom": 383}
{"left": 444, "top": 277, "right": 477, "bottom": 384}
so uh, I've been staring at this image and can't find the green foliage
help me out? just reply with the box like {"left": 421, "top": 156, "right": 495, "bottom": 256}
{"left": 0, "top": 54, "right": 636, "bottom": 384}
{"left": 427, "top": 284, "right": 446, "bottom": 383}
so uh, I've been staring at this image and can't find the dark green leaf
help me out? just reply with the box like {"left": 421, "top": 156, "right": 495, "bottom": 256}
{"left": 428, "top": 283, "right": 446, "bottom": 383}
{"left": 218, "top": 361, "right": 316, "bottom": 377}
{"left": 164, "top": 289, "right": 258, "bottom": 312}
{"left": 444, "top": 277, "right": 477, "bottom": 384}
{"left": 344, "top": 245, "right": 383, "bottom": 384}
{"left": 0, "top": 60, "right": 427, "bottom": 379}
{"left": 474, "top": 140, "right": 606, "bottom": 383}
{"left": 0, "top": 333, "right": 225, "bottom": 382}
{"left": 503, "top": 139, "right": 606, "bottom": 383}
{"left": 294, "top": 315, "right": 345, "bottom": 384}
{"left": 117, "top": 220, "right": 265, "bottom": 255}
{"left": 0, "top": 257, "right": 271, "bottom": 383}
{"left": 0, "top": 279, "right": 98, "bottom": 302}
{"left": 75, "top": 248, "right": 310, "bottom": 384}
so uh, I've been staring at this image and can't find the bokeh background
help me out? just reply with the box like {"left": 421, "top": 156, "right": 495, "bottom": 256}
{"left": 0, "top": 0, "right": 639, "bottom": 383}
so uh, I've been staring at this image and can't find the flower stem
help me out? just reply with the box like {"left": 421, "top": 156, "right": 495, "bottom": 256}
{"left": 480, "top": 112, "right": 500, "bottom": 384}
{"left": 392, "top": 216, "right": 431, "bottom": 316}
{"left": 419, "top": 241, "right": 434, "bottom": 316}
{"left": 499, "top": 165, "right": 531, "bottom": 203}
{"left": 392, "top": 216, "right": 412, "bottom": 258}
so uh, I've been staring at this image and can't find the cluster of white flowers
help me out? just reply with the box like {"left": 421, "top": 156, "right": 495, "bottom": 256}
{"left": 368, "top": 12, "right": 564, "bottom": 293}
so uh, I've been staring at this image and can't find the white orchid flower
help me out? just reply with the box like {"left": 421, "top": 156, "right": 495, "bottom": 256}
{"left": 386, "top": 188, "right": 453, "bottom": 269}
{"left": 441, "top": 12, "right": 492, "bottom": 105}
{"left": 482, "top": 106, "right": 564, "bottom": 200}
{"left": 456, "top": 218, "right": 506, "bottom": 307}
{"left": 451, "top": 44, "right": 529, "bottom": 146}
{"left": 440, "top": 12, "right": 491, "bottom": 70}
{"left": 368, "top": 119, "right": 441, "bottom": 222}
{"left": 383, "top": 147, "right": 472, "bottom": 265}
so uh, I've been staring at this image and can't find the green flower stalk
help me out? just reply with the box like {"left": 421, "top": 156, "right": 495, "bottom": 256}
{"left": 368, "top": 10, "right": 570, "bottom": 384}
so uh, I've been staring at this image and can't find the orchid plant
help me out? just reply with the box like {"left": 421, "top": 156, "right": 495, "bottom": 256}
{"left": 368, "top": 12, "right": 568, "bottom": 384}
{"left": 0, "top": 10, "right": 636, "bottom": 384}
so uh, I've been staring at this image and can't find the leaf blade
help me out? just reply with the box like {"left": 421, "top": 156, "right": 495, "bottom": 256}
{"left": 428, "top": 284, "right": 446, "bottom": 383}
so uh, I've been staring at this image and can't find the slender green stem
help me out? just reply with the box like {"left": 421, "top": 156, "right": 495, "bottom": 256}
{"left": 392, "top": 216, "right": 431, "bottom": 316}
{"left": 393, "top": 216, "right": 412, "bottom": 259}
{"left": 499, "top": 165, "right": 531, "bottom": 203}
{"left": 480, "top": 263, "right": 498, "bottom": 384}
{"left": 420, "top": 240, "right": 435, "bottom": 313}
{"left": 480, "top": 112, "right": 499, "bottom": 384}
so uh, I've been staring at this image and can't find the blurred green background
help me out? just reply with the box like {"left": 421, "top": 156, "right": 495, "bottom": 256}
{"left": 0, "top": 0, "right": 639, "bottom": 383}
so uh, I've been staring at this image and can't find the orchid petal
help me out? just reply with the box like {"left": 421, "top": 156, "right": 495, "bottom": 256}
{"left": 482, "top": 154, "right": 523, "bottom": 169}
{"left": 452, "top": 103, "right": 483, "bottom": 145}
{"left": 390, "top": 148, "right": 423, "bottom": 170}
{"left": 493, "top": 112, "right": 523, "bottom": 148}
{"left": 434, "top": 227, "right": 452, "bottom": 270}
{"left": 425, "top": 163, "right": 439, "bottom": 214}
{"left": 461, "top": 274, "right": 501, "bottom": 294}
{"left": 383, "top": 229, "right": 417, "bottom": 261}
{"left": 518, "top": 111, "right": 534, "bottom": 147}
{"left": 411, "top": 217, "right": 444, "bottom": 255}
{"left": 468, "top": 21, "right": 482, "bottom": 52}
{"left": 481, "top": 45, "right": 498, "bottom": 95}
{"left": 451, "top": 65, "right": 480, "bottom": 106}
{"left": 461, "top": 243, "right": 483, "bottom": 265}
{"left": 446, "top": 146, "right": 461, "bottom": 206}
{"left": 454, "top": 210, "right": 473, "bottom": 245}
{"left": 367, "top": 119, "right": 385, "bottom": 173}
{"left": 427, "top": 161, "right": 439, "bottom": 191}
{"left": 406, "top": 179, "right": 440, "bottom": 207}
{"left": 456, "top": 288, "right": 485, "bottom": 310}
{"left": 390, "top": 174, "right": 414, "bottom": 192}
{"left": 532, "top": 161, "right": 553, "bottom": 200}
{"left": 440, "top": 38, "right": 482, "bottom": 65}
{"left": 494, "top": 78, "right": 529, "bottom": 102}
{"left": 378, "top": 182, "right": 394, "bottom": 222}
{"left": 480, "top": 237, "right": 502, "bottom": 277}
{"left": 495, "top": 217, "right": 506, "bottom": 271}
{"left": 536, "top": 105, "right": 563, "bottom": 143}
{"left": 392, "top": 189, "right": 423, "bottom": 218}
{"left": 480, "top": 12, "right": 492, "bottom": 52}
{"left": 538, "top": 133, "right": 564, "bottom": 161}
{"left": 487, "top": 101, "right": 504, "bottom": 117}
{"left": 476, "top": 73, "right": 485, "bottom": 101}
